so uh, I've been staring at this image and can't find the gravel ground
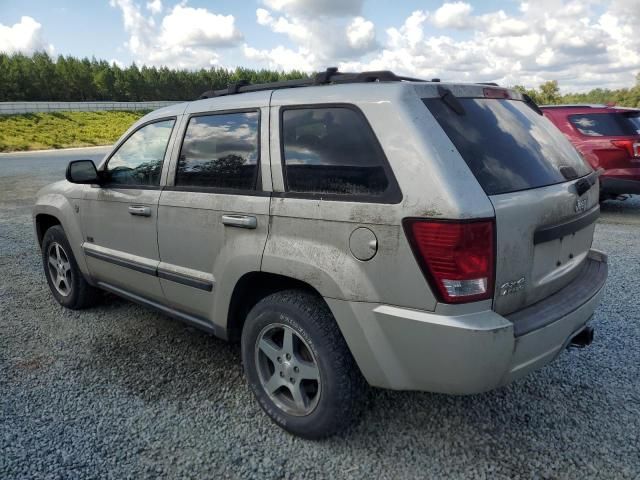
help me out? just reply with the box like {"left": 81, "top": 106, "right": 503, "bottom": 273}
{"left": 1, "top": 149, "right": 639, "bottom": 479}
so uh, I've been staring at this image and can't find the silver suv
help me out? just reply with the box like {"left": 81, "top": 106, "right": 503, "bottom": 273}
{"left": 34, "top": 70, "right": 608, "bottom": 438}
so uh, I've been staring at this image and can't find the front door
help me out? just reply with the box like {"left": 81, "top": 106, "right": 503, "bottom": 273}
{"left": 82, "top": 117, "right": 178, "bottom": 302}
{"left": 157, "top": 99, "right": 271, "bottom": 330}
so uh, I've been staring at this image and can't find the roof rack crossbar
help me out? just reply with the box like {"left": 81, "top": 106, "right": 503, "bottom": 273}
{"left": 197, "top": 68, "right": 431, "bottom": 99}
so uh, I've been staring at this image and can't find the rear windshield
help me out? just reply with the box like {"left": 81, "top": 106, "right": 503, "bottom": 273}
{"left": 424, "top": 98, "right": 592, "bottom": 196}
{"left": 569, "top": 112, "right": 640, "bottom": 137}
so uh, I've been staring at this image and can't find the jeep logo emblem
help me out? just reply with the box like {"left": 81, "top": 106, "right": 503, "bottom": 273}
{"left": 575, "top": 198, "right": 588, "bottom": 213}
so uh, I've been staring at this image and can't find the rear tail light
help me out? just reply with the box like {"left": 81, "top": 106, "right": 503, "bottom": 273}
{"left": 611, "top": 139, "right": 640, "bottom": 158}
{"left": 403, "top": 219, "right": 495, "bottom": 304}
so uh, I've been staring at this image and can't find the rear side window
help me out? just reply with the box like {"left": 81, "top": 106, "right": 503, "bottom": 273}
{"left": 176, "top": 111, "right": 259, "bottom": 190}
{"left": 281, "top": 107, "right": 393, "bottom": 198}
{"left": 569, "top": 113, "right": 640, "bottom": 137}
{"left": 424, "top": 98, "right": 592, "bottom": 196}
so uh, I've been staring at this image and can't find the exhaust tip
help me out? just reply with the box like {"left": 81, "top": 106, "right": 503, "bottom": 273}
{"left": 569, "top": 326, "right": 594, "bottom": 349}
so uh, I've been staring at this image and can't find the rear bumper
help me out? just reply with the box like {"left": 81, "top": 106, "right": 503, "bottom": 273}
{"left": 600, "top": 170, "right": 640, "bottom": 195}
{"left": 328, "top": 249, "right": 607, "bottom": 394}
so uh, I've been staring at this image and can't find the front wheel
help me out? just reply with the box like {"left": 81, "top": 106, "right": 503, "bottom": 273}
{"left": 41, "top": 225, "right": 99, "bottom": 309}
{"left": 241, "top": 290, "right": 367, "bottom": 439}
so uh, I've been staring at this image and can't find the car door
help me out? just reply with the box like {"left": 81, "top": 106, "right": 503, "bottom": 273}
{"left": 157, "top": 94, "right": 271, "bottom": 330}
{"left": 82, "top": 116, "right": 178, "bottom": 302}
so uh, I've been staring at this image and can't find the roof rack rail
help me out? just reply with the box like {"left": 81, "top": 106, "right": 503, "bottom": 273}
{"left": 198, "top": 67, "right": 429, "bottom": 99}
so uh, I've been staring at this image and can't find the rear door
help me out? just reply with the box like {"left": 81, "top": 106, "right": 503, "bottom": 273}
{"left": 425, "top": 93, "right": 598, "bottom": 315}
{"left": 156, "top": 96, "right": 271, "bottom": 329}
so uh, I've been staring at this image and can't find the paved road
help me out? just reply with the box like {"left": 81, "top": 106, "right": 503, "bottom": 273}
{"left": 0, "top": 147, "right": 110, "bottom": 203}
{"left": 1, "top": 147, "right": 639, "bottom": 479}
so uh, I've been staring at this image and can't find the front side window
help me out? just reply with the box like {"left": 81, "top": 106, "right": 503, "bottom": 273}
{"left": 106, "top": 119, "right": 175, "bottom": 186}
{"left": 569, "top": 113, "right": 640, "bottom": 137}
{"left": 281, "top": 107, "right": 391, "bottom": 197}
{"left": 176, "top": 111, "right": 260, "bottom": 190}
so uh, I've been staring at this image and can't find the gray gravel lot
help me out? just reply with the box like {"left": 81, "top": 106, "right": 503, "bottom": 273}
{"left": 1, "top": 148, "right": 639, "bottom": 479}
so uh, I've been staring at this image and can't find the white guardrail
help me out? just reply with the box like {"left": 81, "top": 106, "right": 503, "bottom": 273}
{"left": 0, "top": 101, "right": 182, "bottom": 115}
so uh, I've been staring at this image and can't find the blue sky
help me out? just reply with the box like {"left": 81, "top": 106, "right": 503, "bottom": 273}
{"left": 0, "top": 0, "right": 638, "bottom": 91}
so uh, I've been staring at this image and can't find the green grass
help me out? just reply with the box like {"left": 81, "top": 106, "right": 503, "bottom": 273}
{"left": 0, "top": 111, "right": 148, "bottom": 152}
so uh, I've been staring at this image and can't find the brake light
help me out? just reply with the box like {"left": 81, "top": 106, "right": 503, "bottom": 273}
{"left": 403, "top": 219, "right": 495, "bottom": 304}
{"left": 611, "top": 139, "right": 640, "bottom": 158}
{"left": 483, "top": 88, "right": 510, "bottom": 99}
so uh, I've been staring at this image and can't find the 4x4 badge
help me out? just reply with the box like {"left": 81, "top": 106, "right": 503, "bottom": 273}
{"left": 499, "top": 277, "right": 526, "bottom": 296}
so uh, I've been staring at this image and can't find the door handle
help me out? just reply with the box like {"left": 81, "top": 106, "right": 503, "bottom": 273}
{"left": 128, "top": 205, "right": 151, "bottom": 217}
{"left": 222, "top": 214, "right": 257, "bottom": 229}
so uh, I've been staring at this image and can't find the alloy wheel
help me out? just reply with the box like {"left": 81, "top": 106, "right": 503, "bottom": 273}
{"left": 254, "top": 323, "right": 321, "bottom": 416}
{"left": 47, "top": 242, "right": 72, "bottom": 297}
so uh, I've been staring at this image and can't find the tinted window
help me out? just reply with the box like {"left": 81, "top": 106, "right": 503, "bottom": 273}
{"left": 176, "top": 112, "right": 259, "bottom": 190}
{"left": 569, "top": 113, "right": 640, "bottom": 137}
{"left": 282, "top": 107, "right": 390, "bottom": 196}
{"left": 424, "top": 98, "right": 592, "bottom": 195}
{"left": 107, "top": 119, "right": 175, "bottom": 186}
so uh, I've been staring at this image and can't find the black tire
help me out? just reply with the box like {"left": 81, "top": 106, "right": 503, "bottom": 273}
{"left": 241, "top": 289, "right": 367, "bottom": 439}
{"left": 41, "top": 225, "right": 100, "bottom": 309}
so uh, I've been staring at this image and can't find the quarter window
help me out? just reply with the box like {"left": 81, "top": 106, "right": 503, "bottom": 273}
{"left": 281, "top": 107, "right": 390, "bottom": 196}
{"left": 106, "top": 119, "right": 175, "bottom": 186}
{"left": 176, "top": 112, "right": 260, "bottom": 190}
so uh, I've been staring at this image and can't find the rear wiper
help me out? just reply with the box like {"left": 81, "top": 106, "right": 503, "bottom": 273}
{"left": 522, "top": 93, "right": 543, "bottom": 116}
{"left": 437, "top": 86, "right": 465, "bottom": 115}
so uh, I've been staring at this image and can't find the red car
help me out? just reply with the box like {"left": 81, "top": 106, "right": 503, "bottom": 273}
{"left": 541, "top": 104, "right": 640, "bottom": 199}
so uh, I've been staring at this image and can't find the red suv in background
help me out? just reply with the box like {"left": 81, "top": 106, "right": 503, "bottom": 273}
{"left": 541, "top": 104, "right": 640, "bottom": 199}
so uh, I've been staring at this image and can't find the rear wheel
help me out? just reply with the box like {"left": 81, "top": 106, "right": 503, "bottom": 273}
{"left": 241, "top": 290, "right": 366, "bottom": 439}
{"left": 42, "top": 225, "right": 100, "bottom": 309}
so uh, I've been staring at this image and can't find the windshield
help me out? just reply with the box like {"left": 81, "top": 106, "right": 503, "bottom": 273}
{"left": 424, "top": 98, "right": 592, "bottom": 196}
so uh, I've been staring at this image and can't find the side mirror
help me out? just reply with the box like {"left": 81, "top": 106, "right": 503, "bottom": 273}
{"left": 66, "top": 159, "right": 101, "bottom": 184}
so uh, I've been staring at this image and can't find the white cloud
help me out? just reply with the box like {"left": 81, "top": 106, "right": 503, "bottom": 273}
{"left": 146, "top": 0, "right": 162, "bottom": 15}
{"left": 255, "top": 8, "right": 309, "bottom": 41}
{"left": 263, "top": 0, "right": 363, "bottom": 17}
{"left": 244, "top": 44, "right": 315, "bottom": 71}
{"left": 0, "top": 16, "right": 54, "bottom": 55}
{"left": 99, "top": 0, "right": 640, "bottom": 91}
{"left": 431, "top": 2, "right": 474, "bottom": 29}
{"left": 339, "top": 0, "right": 640, "bottom": 92}
{"left": 160, "top": 5, "right": 242, "bottom": 48}
{"left": 246, "top": 1, "right": 376, "bottom": 71}
{"left": 110, "top": 0, "right": 241, "bottom": 68}
{"left": 347, "top": 17, "right": 375, "bottom": 50}
{"left": 387, "top": 11, "right": 428, "bottom": 49}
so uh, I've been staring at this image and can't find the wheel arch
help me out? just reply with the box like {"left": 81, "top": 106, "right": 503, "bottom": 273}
{"left": 35, "top": 213, "right": 62, "bottom": 247}
{"left": 33, "top": 200, "right": 91, "bottom": 279}
{"left": 225, "top": 271, "right": 327, "bottom": 342}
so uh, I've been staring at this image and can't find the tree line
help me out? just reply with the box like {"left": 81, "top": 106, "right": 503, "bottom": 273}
{"left": 515, "top": 76, "right": 640, "bottom": 108}
{"left": 1, "top": 52, "right": 639, "bottom": 107}
{"left": 0, "top": 52, "right": 307, "bottom": 102}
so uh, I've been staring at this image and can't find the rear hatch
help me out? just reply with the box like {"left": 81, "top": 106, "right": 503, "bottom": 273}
{"left": 424, "top": 89, "right": 599, "bottom": 315}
